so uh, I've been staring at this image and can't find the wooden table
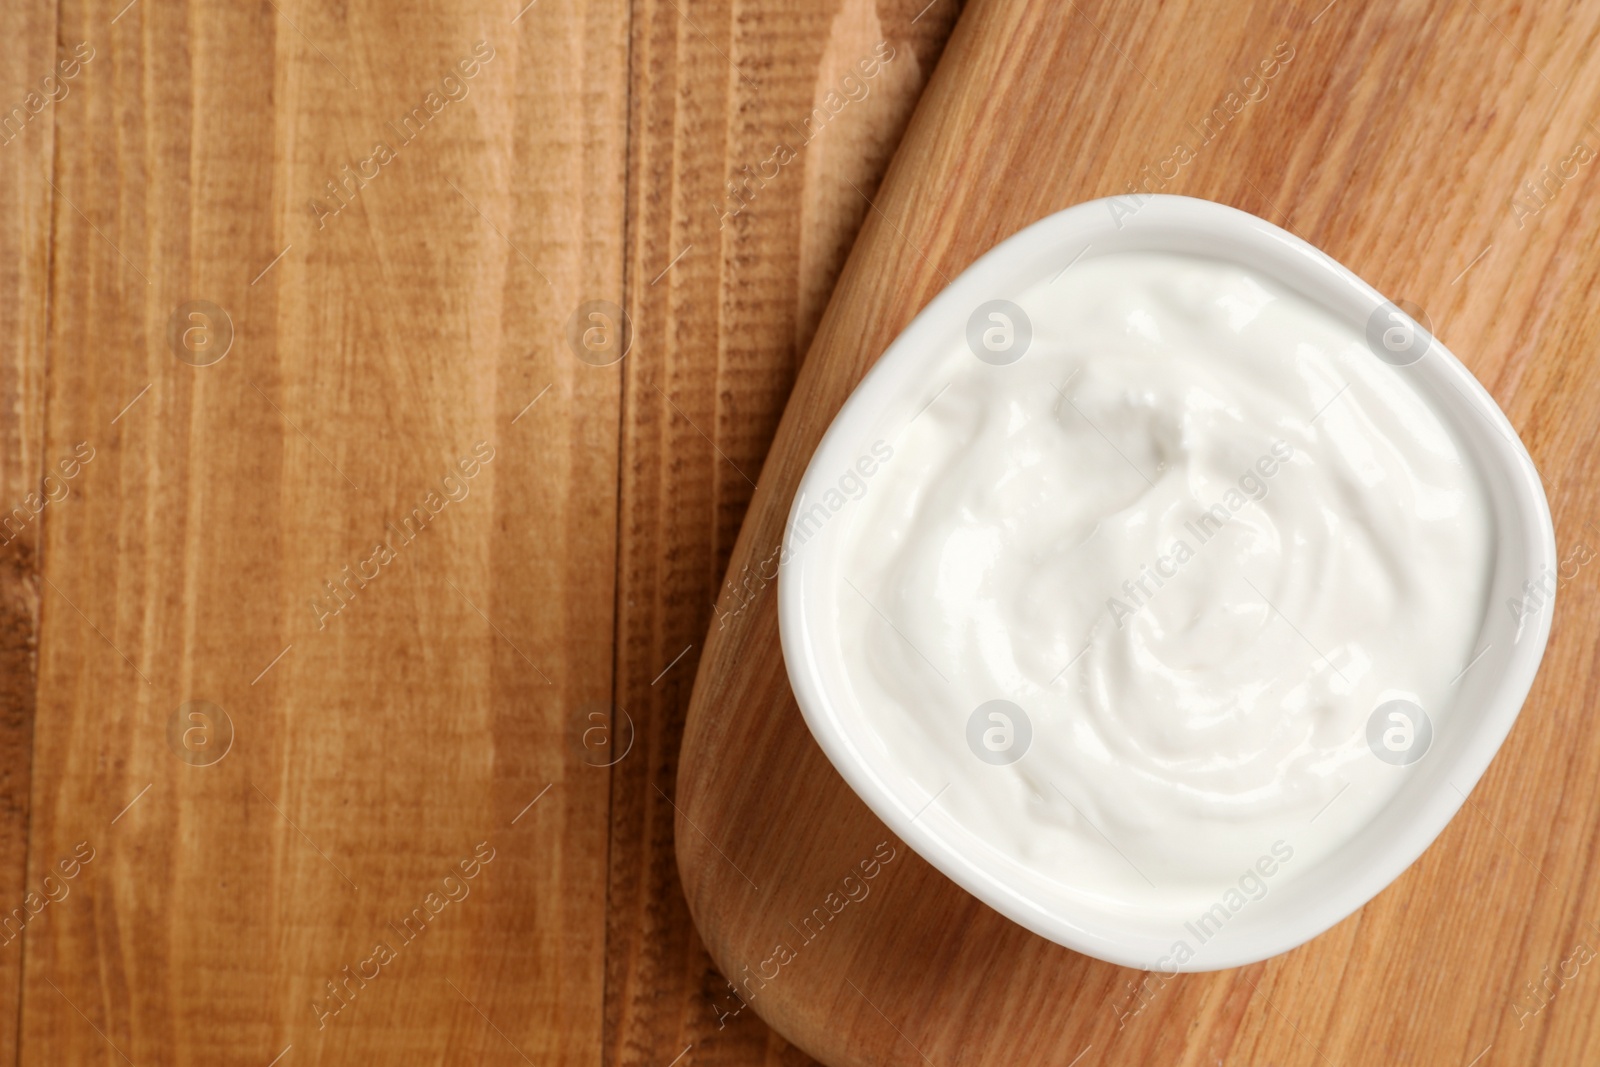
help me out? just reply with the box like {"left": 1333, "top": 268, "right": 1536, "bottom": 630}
{"left": 0, "top": 0, "right": 956, "bottom": 1062}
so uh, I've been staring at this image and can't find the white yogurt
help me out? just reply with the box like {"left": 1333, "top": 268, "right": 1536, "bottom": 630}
{"left": 833, "top": 251, "right": 1493, "bottom": 919}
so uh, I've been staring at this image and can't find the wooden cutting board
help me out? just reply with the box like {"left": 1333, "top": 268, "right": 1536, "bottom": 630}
{"left": 678, "top": 0, "right": 1600, "bottom": 1064}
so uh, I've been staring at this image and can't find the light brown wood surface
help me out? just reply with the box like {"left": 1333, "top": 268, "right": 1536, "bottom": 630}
{"left": 0, "top": 2, "right": 56, "bottom": 1062}
{"left": 610, "top": 2, "right": 956, "bottom": 1065}
{"left": 0, "top": 0, "right": 953, "bottom": 1063}
{"left": 680, "top": 1, "right": 1600, "bottom": 1065}
{"left": 29, "top": 0, "right": 630, "bottom": 1063}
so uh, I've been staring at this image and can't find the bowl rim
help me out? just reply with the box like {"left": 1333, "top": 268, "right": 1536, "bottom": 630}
{"left": 776, "top": 193, "right": 1558, "bottom": 971}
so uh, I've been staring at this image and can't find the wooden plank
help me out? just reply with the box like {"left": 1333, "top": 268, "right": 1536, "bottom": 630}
{"left": 679, "top": 0, "right": 1600, "bottom": 1064}
{"left": 0, "top": 0, "right": 57, "bottom": 1061}
{"left": 608, "top": 0, "right": 959, "bottom": 1063}
{"left": 23, "top": 0, "right": 627, "bottom": 1063}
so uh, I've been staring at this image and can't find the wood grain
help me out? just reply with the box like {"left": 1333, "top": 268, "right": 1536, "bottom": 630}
{"left": 0, "top": 1, "right": 56, "bottom": 1061}
{"left": 679, "top": 0, "right": 1600, "bottom": 1064}
{"left": 24, "top": 0, "right": 626, "bottom": 1062}
{"left": 609, "top": 1, "right": 957, "bottom": 1064}
{"left": 0, "top": 0, "right": 959, "bottom": 1061}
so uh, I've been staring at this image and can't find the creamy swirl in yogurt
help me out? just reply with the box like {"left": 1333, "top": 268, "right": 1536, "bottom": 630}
{"left": 835, "top": 251, "right": 1493, "bottom": 915}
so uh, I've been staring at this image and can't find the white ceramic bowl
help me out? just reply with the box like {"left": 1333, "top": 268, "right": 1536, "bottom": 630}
{"left": 777, "top": 195, "right": 1557, "bottom": 971}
